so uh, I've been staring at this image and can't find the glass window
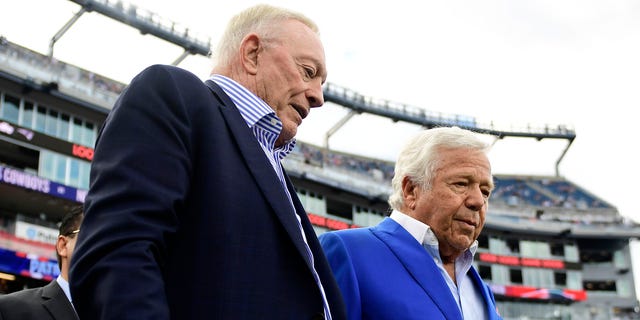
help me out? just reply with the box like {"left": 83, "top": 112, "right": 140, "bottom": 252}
{"left": 566, "top": 271, "right": 582, "bottom": 290}
{"left": 537, "top": 241, "right": 551, "bottom": 259}
{"left": 55, "top": 154, "right": 67, "bottom": 183}
{"left": 1, "top": 93, "right": 20, "bottom": 123}
{"left": 613, "top": 250, "right": 629, "bottom": 269}
{"left": 82, "top": 122, "right": 95, "bottom": 146}
{"left": 69, "top": 159, "right": 80, "bottom": 187}
{"left": 35, "top": 106, "right": 46, "bottom": 132}
{"left": 520, "top": 240, "right": 550, "bottom": 258}
{"left": 522, "top": 267, "right": 553, "bottom": 287}
{"left": 39, "top": 151, "right": 56, "bottom": 182}
{"left": 45, "top": 109, "right": 58, "bottom": 136}
{"left": 71, "top": 118, "right": 83, "bottom": 144}
{"left": 491, "top": 264, "right": 509, "bottom": 284}
{"left": 489, "top": 238, "right": 507, "bottom": 255}
{"left": 79, "top": 160, "right": 90, "bottom": 189}
{"left": 21, "top": 101, "right": 34, "bottom": 128}
{"left": 58, "top": 113, "right": 70, "bottom": 140}
{"left": 564, "top": 244, "right": 579, "bottom": 262}
{"left": 62, "top": 158, "right": 90, "bottom": 190}
{"left": 520, "top": 240, "right": 536, "bottom": 257}
{"left": 617, "top": 278, "right": 632, "bottom": 297}
{"left": 39, "top": 150, "right": 90, "bottom": 189}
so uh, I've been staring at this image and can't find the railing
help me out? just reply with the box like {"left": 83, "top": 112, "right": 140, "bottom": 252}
{"left": 0, "top": 37, "right": 123, "bottom": 110}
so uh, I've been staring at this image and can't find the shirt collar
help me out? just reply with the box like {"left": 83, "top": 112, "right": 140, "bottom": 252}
{"left": 389, "top": 209, "right": 478, "bottom": 260}
{"left": 56, "top": 275, "right": 72, "bottom": 302}
{"left": 209, "top": 74, "right": 296, "bottom": 156}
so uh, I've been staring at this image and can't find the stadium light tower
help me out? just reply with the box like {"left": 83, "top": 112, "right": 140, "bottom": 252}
{"left": 50, "top": 0, "right": 211, "bottom": 65}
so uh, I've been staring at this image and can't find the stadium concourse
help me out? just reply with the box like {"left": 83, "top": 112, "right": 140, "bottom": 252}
{"left": 1, "top": 0, "right": 640, "bottom": 319}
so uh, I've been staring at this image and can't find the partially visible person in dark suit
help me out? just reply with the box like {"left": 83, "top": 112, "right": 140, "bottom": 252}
{"left": 320, "top": 126, "right": 502, "bottom": 320}
{"left": 69, "top": 4, "right": 346, "bottom": 320}
{"left": 0, "top": 206, "right": 83, "bottom": 320}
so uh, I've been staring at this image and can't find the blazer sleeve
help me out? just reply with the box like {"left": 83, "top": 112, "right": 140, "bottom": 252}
{"left": 69, "top": 65, "right": 211, "bottom": 320}
{"left": 319, "top": 232, "right": 362, "bottom": 320}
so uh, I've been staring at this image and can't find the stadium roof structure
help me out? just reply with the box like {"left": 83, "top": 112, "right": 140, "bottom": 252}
{"left": 52, "top": 0, "right": 211, "bottom": 65}
{"left": 51, "top": 0, "right": 576, "bottom": 177}
{"left": 322, "top": 82, "right": 576, "bottom": 177}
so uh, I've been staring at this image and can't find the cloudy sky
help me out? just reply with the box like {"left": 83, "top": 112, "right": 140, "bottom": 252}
{"left": 3, "top": 0, "right": 640, "bottom": 285}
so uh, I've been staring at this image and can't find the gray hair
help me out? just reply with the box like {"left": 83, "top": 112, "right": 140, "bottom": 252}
{"left": 388, "top": 126, "right": 492, "bottom": 210}
{"left": 213, "top": 4, "right": 319, "bottom": 67}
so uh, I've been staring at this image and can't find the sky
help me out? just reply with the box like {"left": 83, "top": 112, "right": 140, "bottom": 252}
{"left": 2, "top": 0, "right": 640, "bottom": 288}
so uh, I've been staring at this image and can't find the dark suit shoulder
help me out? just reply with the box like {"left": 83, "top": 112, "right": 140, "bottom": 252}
{"left": 0, "top": 285, "right": 44, "bottom": 304}
{"left": 0, "top": 285, "right": 45, "bottom": 319}
{"left": 0, "top": 281, "right": 77, "bottom": 320}
{"left": 133, "top": 64, "right": 204, "bottom": 87}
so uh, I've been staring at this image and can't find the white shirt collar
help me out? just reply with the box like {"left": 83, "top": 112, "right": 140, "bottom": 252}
{"left": 389, "top": 209, "right": 429, "bottom": 244}
{"left": 388, "top": 209, "right": 478, "bottom": 256}
{"left": 56, "top": 275, "right": 72, "bottom": 302}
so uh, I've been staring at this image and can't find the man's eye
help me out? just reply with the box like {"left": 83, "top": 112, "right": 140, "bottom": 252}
{"left": 304, "top": 66, "right": 315, "bottom": 78}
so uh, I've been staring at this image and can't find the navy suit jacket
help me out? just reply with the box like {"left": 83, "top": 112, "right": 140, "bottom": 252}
{"left": 70, "top": 65, "right": 346, "bottom": 320}
{"left": 0, "top": 280, "right": 78, "bottom": 320}
{"left": 320, "top": 218, "right": 501, "bottom": 320}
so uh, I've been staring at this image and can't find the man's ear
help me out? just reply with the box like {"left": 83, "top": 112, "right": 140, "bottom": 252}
{"left": 56, "top": 235, "right": 68, "bottom": 258}
{"left": 401, "top": 176, "right": 418, "bottom": 210}
{"left": 240, "top": 33, "right": 261, "bottom": 75}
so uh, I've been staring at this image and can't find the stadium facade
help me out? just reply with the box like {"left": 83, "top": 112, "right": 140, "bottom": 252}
{"left": 1, "top": 36, "right": 640, "bottom": 320}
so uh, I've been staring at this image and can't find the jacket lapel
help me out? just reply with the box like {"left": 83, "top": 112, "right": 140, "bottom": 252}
{"left": 204, "top": 80, "right": 313, "bottom": 268}
{"left": 372, "top": 218, "right": 463, "bottom": 320}
{"left": 42, "top": 281, "right": 78, "bottom": 320}
{"left": 468, "top": 267, "right": 502, "bottom": 319}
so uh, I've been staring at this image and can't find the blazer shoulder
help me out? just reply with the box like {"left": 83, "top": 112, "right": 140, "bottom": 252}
{"left": 127, "top": 64, "right": 205, "bottom": 93}
{"left": 0, "top": 286, "right": 44, "bottom": 310}
{"left": 320, "top": 226, "right": 375, "bottom": 242}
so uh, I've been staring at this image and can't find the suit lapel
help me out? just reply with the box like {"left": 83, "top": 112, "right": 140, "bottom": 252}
{"left": 468, "top": 267, "right": 501, "bottom": 319}
{"left": 42, "top": 281, "right": 78, "bottom": 320}
{"left": 204, "top": 80, "right": 313, "bottom": 269}
{"left": 372, "top": 218, "right": 463, "bottom": 320}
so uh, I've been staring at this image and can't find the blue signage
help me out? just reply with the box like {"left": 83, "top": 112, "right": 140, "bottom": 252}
{"left": 0, "top": 164, "right": 86, "bottom": 203}
{"left": 0, "top": 247, "right": 59, "bottom": 281}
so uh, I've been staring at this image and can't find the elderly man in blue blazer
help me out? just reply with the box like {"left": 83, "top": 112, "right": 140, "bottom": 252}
{"left": 70, "top": 4, "right": 346, "bottom": 320}
{"left": 320, "top": 127, "right": 502, "bottom": 320}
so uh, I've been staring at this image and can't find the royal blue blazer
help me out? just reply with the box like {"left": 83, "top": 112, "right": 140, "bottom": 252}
{"left": 320, "top": 218, "right": 501, "bottom": 320}
{"left": 70, "top": 65, "right": 346, "bottom": 320}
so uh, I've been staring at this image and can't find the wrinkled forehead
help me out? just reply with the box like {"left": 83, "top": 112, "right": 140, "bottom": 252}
{"left": 272, "top": 19, "right": 327, "bottom": 80}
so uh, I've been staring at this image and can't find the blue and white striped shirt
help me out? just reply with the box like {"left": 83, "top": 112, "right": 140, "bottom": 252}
{"left": 209, "top": 74, "right": 332, "bottom": 320}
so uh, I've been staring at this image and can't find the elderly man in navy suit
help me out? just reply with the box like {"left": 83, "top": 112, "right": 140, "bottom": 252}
{"left": 70, "top": 4, "right": 346, "bottom": 320}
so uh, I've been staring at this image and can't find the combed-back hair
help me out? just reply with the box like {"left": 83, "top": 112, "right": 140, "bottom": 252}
{"left": 214, "top": 4, "right": 319, "bottom": 67}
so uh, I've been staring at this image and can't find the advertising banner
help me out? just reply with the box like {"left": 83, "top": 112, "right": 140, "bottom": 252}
{"left": 0, "top": 164, "right": 86, "bottom": 203}
{"left": 0, "top": 247, "right": 59, "bottom": 281}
